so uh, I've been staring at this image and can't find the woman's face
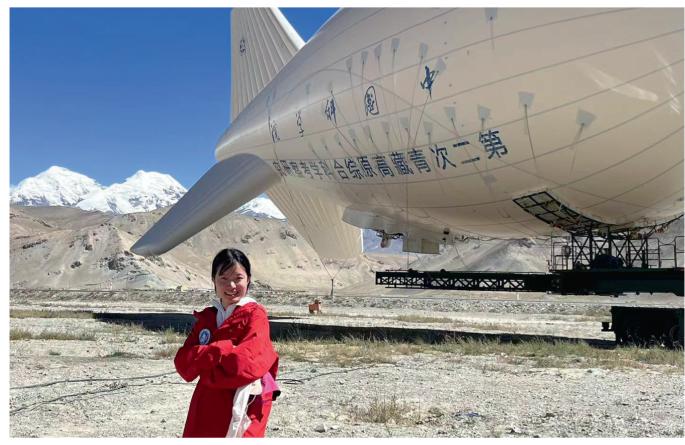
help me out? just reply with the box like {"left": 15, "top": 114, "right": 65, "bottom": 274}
{"left": 213, "top": 263, "right": 250, "bottom": 307}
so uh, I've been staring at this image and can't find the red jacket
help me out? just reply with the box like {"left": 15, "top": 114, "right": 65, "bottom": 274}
{"left": 174, "top": 302, "right": 279, "bottom": 437}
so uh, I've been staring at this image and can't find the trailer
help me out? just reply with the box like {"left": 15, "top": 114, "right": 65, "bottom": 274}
{"left": 606, "top": 306, "right": 684, "bottom": 347}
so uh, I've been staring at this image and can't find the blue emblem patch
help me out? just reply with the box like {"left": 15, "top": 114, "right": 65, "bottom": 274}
{"left": 199, "top": 328, "right": 211, "bottom": 345}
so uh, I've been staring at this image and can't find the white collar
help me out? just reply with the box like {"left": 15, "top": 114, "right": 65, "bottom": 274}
{"left": 213, "top": 296, "right": 257, "bottom": 328}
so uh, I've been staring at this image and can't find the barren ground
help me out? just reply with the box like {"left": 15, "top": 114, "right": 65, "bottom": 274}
{"left": 9, "top": 289, "right": 684, "bottom": 438}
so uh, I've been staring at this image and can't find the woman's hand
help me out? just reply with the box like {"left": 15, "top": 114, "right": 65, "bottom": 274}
{"left": 203, "top": 340, "right": 235, "bottom": 367}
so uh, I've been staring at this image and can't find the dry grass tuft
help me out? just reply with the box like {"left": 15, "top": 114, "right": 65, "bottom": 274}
{"left": 159, "top": 327, "right": 185, "bottom": 344}
{"left": 9, "top": 329, "right": 33, "bottom": 341}
{"left": 10, "top": 328, "right": 95, "bottom": 341}
{"left": 152, "top": 345, "right": 179, "bottom": 360}
{"left": 434, "top": 337, "right": 684, "bottom": 371}
{"left": 10, "top": 309, "right": 94, "bottom": 319}
{"left": 107, "top": 322, "right": 149, "bottom": 336}
{"left": 349, "top": 394, "right": 416, "bottom": 424}
{"left": 275, "top": 333, "right": 683, "bottom": 371}
{"left": 275, "top": 336, "right": 427, "bottom": 367}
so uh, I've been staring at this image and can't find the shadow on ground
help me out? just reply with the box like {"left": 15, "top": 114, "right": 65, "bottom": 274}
{"left": 93, "top": 312, "right": 617, "bottom": 348}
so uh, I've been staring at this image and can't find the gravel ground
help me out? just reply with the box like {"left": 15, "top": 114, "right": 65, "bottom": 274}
{"left": 8, "top": 290, "right": 685, "bottom": 438}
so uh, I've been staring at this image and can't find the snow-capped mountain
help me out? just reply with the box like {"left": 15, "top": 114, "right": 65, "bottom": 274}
{"left": 76, "top": 170, "right": 186, "bottom": 214}
{"left": 10, "top": 166, "right": 104, "bottom": 207}
{"left": 236, "top": 195, "right": 286, "bottom": 220}
{"left": 10, "top": 166, "right": 289, "bottom": 219}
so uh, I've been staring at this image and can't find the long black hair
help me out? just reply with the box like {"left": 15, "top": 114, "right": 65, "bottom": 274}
{"left": 211, "top": 248, "right": 252, "bottom": 287}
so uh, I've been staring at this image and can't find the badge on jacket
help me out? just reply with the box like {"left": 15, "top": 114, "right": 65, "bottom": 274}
{"left": 199, "top": 328, "right": 211, "bottom": 345}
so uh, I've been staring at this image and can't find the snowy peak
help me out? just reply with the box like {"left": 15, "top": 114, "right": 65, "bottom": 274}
{"left": 125, "top": 170, "right": 181, "bottom": 186}
{"left": 10, "top": 166, "right": 187, "bottom": 214}
{"left": 237, "top": 195, "right": 285, "bottom": 220}
{"left": 10, "top": 165, "right": 104, "bottom": 207}
{"left": 76, "top": 170, "right": 187, "bottom": 214}
{"left": 11, "top": 166, "right": 289, "bottom": 219}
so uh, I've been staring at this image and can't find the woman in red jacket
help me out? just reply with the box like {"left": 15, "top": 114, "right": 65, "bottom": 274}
{"left": 174, "top": 248, "right": 280, "bottom": 437}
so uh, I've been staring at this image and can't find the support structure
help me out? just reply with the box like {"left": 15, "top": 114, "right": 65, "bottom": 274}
{"left": 550, "top": 231, "right": 683, "bottom": 271}
{"left": 375, "top": 215, "right": 684, "bottom": 346}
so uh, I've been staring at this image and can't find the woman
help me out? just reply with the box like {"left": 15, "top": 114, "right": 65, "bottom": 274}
{"left": 174, "top": 248, "right": 280, "bottom": 437}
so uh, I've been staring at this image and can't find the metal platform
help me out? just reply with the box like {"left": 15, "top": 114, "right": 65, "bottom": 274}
{"left": 376, "top": 270, "right": 553, "bottom": 292}
{"left": 376, "top": 268, "right": 684, "bottom": 296}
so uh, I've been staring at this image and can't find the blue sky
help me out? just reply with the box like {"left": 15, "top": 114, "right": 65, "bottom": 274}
{"left": 9, "top": 7, "right": 337, "bottom": 188}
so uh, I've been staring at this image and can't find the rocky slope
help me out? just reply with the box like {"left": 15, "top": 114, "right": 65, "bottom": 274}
{"left": 9, "top": 205, "right": 405, "bottom": 291}
{"left": 13, "top": 205, "right": 679, "bottom": 293}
